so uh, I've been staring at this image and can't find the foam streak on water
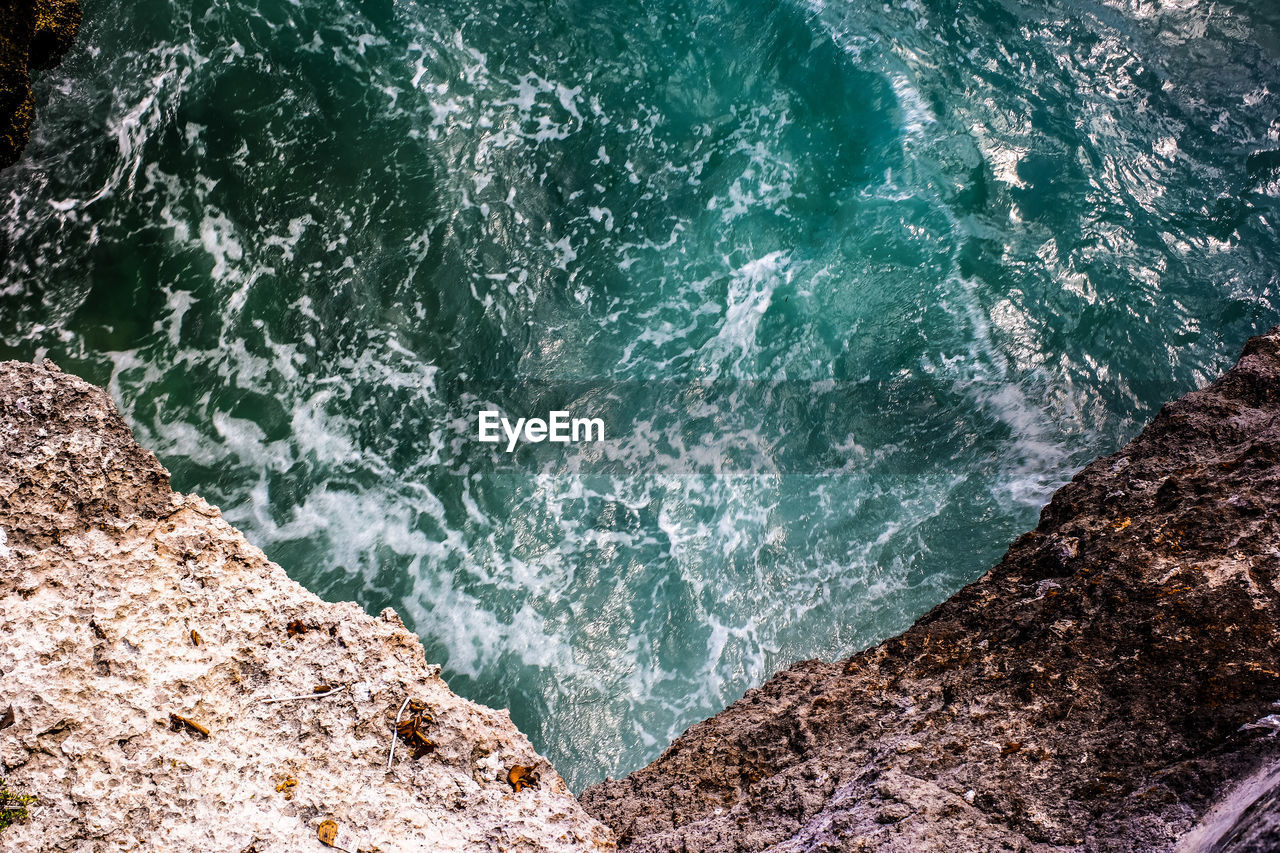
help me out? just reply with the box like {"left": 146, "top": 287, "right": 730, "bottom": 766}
{"left": 2, "top": 0, "right": 1279, "bottom": 789}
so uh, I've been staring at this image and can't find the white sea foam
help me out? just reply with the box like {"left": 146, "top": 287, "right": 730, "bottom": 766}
{"left": 700, "top": 251, "right": 789, "bottom": 379}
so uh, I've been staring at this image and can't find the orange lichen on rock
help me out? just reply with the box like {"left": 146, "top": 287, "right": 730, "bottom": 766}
{"left": 0, "top": 0, "right": 81, "bottom": 168}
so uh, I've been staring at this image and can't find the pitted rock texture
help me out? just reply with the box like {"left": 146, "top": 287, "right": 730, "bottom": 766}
{"left": 0, "top": 0, "right": 81, "bottom": 168}
{"left": 581, "top": 328, "right": 1280, "bottom": 852}
{"left": 0, "top": 360, "right": 615, "bottom": 852}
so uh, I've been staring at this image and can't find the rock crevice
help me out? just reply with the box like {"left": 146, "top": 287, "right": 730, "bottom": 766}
{"left": 7, "top": 325, "right": 1280, "bottom": 851}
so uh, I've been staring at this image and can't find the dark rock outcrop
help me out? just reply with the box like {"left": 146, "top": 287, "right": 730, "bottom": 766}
{"left": 581, "top": 328, "right": 1280, "bottom": 851}
{"left": 0, "top": 0, "right": 80, "bottom": 168}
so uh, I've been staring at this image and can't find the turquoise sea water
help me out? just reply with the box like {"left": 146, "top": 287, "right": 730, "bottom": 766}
{"left": 3, "top": 0, "right": 1280, "bottom": 790}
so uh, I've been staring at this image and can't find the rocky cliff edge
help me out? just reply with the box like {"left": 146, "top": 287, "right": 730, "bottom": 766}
{"left": 580, "top": 328, "right": 1280, "bottom": 852}
{"left": 0, "top": 359, "right": 615, "bottom": 852}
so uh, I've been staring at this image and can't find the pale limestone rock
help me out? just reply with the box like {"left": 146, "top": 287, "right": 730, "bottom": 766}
{"left": 0, "top": 359, "right": 615, "bottom": 852}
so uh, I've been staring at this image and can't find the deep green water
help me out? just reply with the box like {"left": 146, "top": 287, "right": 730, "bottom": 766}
{"left": 3, "top": 0, "right": 1280, "bottom": 790}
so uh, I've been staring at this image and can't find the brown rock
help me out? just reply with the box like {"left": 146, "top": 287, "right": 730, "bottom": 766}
{"left": 580, "top": 328, "right": 1280, "bottom": 852}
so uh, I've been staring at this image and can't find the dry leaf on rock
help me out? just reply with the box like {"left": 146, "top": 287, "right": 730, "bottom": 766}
{"left": 393, "top": 702, "right": 435, "bottom": 759}
{"left": 317, "top": 819, "right": 339, "bottom": 847}
{"left": 508, "top": 765, "right": 540, "bottom": 792}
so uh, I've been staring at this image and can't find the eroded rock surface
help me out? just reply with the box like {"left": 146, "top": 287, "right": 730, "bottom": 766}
{"left": 0, "top": 0, "right": 80, "bottom": 168}
{"left": 0, "top": 360, "right": 615, "bottom": 851}
{"left": 581, "top": 328, "right": 1280, "bottom": 852}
